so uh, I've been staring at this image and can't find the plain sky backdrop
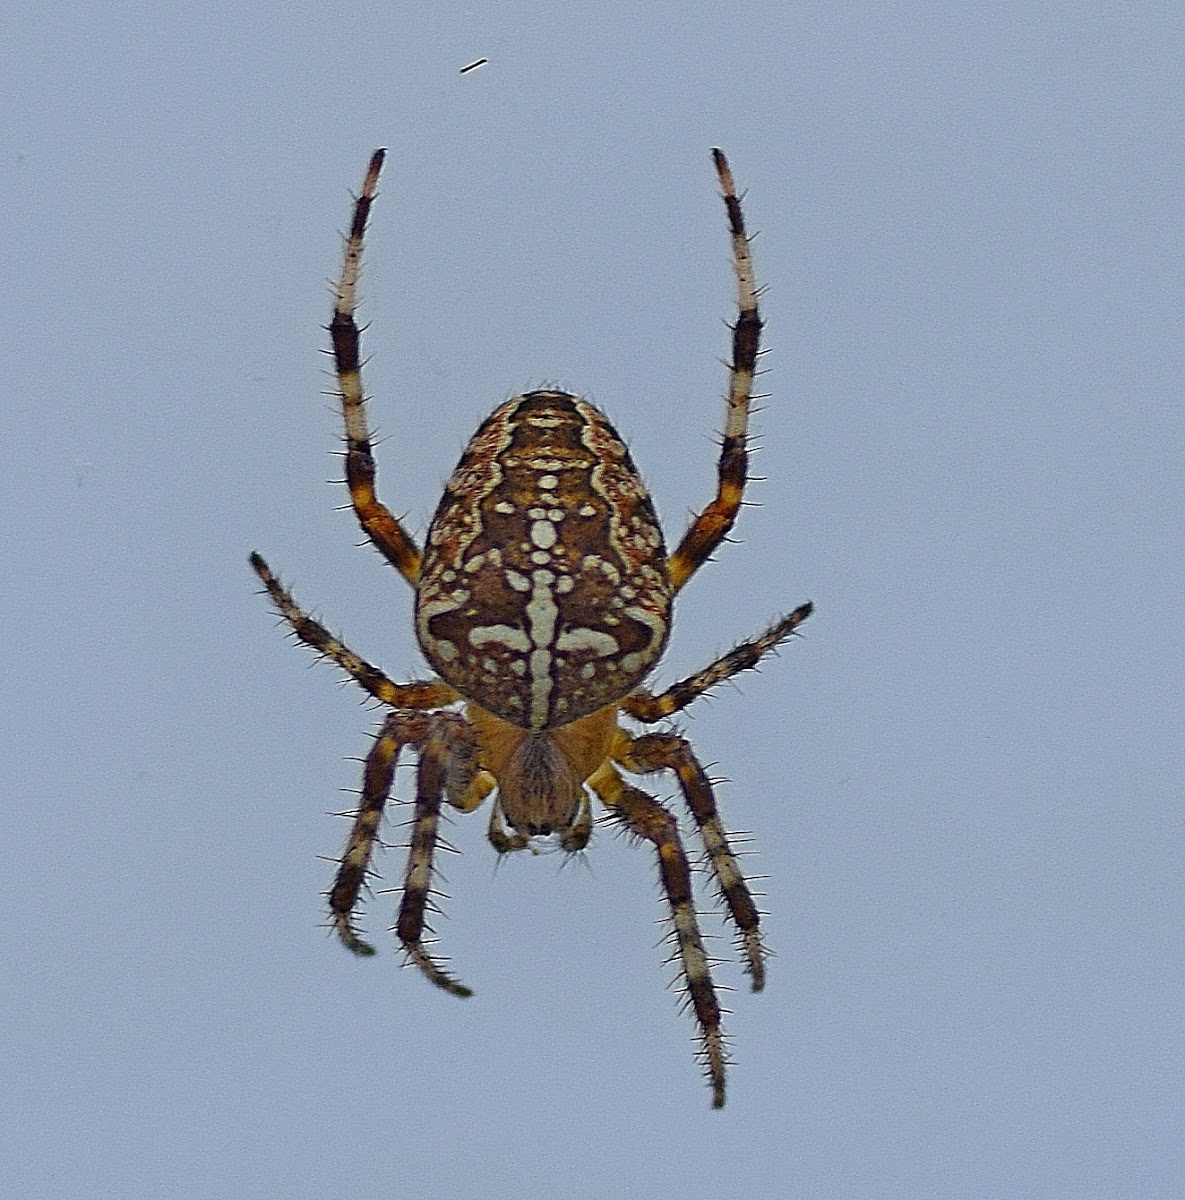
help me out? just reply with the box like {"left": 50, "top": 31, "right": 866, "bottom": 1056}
{"left": 3, "top": 4, "right": 1181, "bottom": 1197}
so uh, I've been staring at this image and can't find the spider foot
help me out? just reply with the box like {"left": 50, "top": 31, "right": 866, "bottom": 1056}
{"left": 700, "top": 1027, "right": 727, "bottom": 1109}
{"left": 331, "top": 911, "right": 378, "bottom": 957}
{"left": 740, "top": 928, "right": 766, "bottom": 992}
{"left": 403, "top": 941, "right": 473, "bottom": 999}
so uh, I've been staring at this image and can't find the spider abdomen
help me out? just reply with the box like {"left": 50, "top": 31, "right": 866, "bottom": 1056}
{"left": 415, "top": 390, "right": 672, "bottom": 731}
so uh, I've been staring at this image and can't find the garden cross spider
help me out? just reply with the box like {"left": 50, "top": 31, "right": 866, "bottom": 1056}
{"left": 250, "top": 148, "right": 812, "bottom": 1108}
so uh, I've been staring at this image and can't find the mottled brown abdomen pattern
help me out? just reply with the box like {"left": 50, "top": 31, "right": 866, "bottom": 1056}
{"left": 415, "top": 391, "right": 672, "bottom": 730}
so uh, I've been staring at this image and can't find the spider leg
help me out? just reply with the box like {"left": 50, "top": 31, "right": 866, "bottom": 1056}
{"left": 250, "top": 552, "right": 459, "bottom": 709}
{"left": 395, "top": 714, "right": 477, "bottom": 997}
{"left": 329, "top": 711, "right": 475, "bottom": 995}
{"left": 329, "top": 712, "right": 408, "bottom": 956}
{"left": 331, "top": 149, "right": 423, "bottom": 586}
{"left": 622, "top": 600, "right": 812, "bottom": 723}
{"left": 615, "top": 732, "right": 767, "bottom": 990}
{"left": 667, "top": 149, "right": 762, "bottom": 594}
{"left": 589, "top": 762, "right": 728, "bottom": 1108}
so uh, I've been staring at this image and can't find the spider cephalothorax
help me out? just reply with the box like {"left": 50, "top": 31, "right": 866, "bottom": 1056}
{"left": 251, "top": 148, "right": 812, "bottom": 1107}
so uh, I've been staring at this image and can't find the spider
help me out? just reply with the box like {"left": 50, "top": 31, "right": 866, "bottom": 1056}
{"left": 250, "top": 148, "right": 812, "bottom": 1108}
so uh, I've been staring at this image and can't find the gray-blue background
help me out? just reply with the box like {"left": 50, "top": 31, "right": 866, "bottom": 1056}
{"left": 4, "top": 3, "right": 1181, "bottom": 1196}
